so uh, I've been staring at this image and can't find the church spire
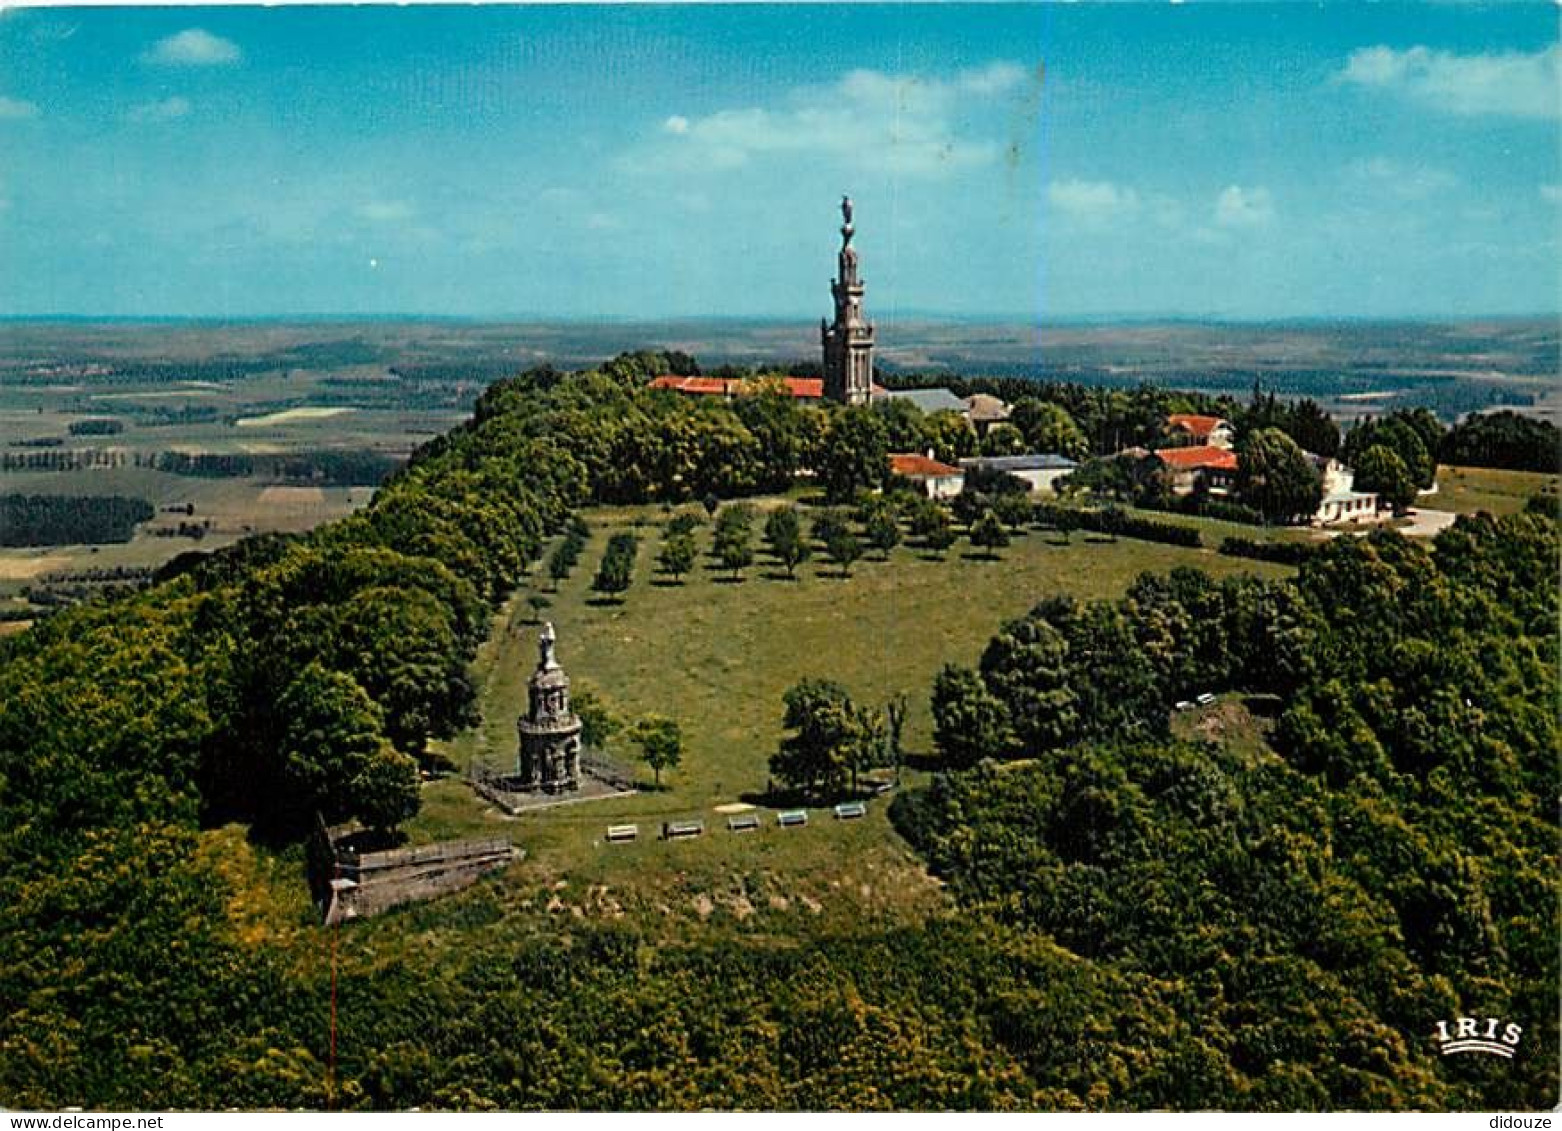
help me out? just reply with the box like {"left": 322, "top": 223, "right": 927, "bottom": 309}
{"left": 821, "top": 195, "right": 875, "bottom": 406}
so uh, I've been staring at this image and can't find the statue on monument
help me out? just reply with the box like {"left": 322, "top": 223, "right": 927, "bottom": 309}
{"left": 517, "top": 621, "right": 582, "bottom": 793}
{"left": 538, "top": 620, "right": 558, "bottom": 671}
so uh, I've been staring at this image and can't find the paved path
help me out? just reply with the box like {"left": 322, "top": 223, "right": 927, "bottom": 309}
{"left": 1397, "top": 508, "right": 1459, "bottom": 538}
{"left": 1317, "top": 507, "right": 1459, "bottom": 539}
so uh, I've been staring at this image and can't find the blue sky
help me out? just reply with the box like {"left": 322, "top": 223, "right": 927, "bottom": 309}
{"left": 0, "top": 3, "right": 1557, "bottom": 320}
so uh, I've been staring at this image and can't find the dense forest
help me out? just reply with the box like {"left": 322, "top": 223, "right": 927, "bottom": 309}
{"left": 0, "top": 354, "right": 1555, "bottom": 1110}
{"left": 0, "top": 493, "right": 154, "bottom": 547}
{"left": 1440, "top": 410, "right": 1561, "bottom": 474}
{"left": 906, "top": 512, "right": 1558, "bottom": 1108}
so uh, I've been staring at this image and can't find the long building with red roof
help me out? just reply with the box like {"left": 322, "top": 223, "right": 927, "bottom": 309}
{"left": 648, "top": 374, "right": 884, "bottom": 401}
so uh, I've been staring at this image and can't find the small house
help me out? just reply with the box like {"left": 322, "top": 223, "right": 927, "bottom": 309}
{"left": 889, "top": 452, "right": 965, "bottom": 499}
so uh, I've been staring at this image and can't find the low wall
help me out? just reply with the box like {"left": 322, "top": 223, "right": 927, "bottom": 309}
{"left": 318, "top": 829, "right": 514, "bottom": 925}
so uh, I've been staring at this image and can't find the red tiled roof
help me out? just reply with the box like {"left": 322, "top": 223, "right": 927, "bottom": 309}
{"left": 778, "top": 377, "right": 824, "bottom": 398}
{"left": 650, "top": 375, "right": 887, "bottom": 401}
{"left": 648, "top": 375, "right": 734, "bottom": 395}
{"left": 1153, "top": 445, "right": 1238, "bottom": 471}
{"left": 1167, "top": 414, "right": 1229, "bottom": 439}
{"left": 890, "top": 452, "right": 962, "bottom": 478}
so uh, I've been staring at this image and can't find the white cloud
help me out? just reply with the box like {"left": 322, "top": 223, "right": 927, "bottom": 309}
{"left": 1541, "top": 184, "right": 1562, "bottom": 205}
{"left": 127, "top": 96, "right": 191, "bottom": 123}
{"left": 1048, "top": 179, "right": 1140, "bottom": 225}
{"left": 1347, "top": 156, "right": 1458, "bottom": 200}
{"left": 145, "top": 29, "right": 242, "bottom": 67}
{"left": 958, "top": 61, "right": 1029, "bottom": 96}
{"left": 0, "top": 96, "right": 40, "bottom": 120}
{"left": 1214, "top": 185, "right": 1275, "bottom": 228}
{"left": 1339, "top": 44, "right": 1559, "bottom": 119}
{"left": 357, "top": 200, "right": 415, "bottom": 223}
{"left": 644, "top": 61, "right": 1032, "bottom": 178}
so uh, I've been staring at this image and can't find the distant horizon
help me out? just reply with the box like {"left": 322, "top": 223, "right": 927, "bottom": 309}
{"left": 3, "top": 310, "right": 1559, "bottom": 329}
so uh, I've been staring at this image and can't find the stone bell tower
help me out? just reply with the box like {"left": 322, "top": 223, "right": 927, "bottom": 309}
{"left": 517, "top": 622, "right": 582, "bottom": 793}
{"left": 821, "top": 194, "right": 875, "bottom": 406}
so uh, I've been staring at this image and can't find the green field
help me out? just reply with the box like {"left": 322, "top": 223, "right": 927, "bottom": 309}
{"left": 1431, "top": 463, "right": 1557, "bottom": 516}
{"left": 406, "top": 503, "right": 1291, "bottom": 936}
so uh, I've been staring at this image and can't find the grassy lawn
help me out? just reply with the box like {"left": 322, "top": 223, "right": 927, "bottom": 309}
{"left": 1430, "top": 464, "right": 1557, "bottom": 516}
{"left": 410, "top": 501, "right": 1292, "bottom": 937}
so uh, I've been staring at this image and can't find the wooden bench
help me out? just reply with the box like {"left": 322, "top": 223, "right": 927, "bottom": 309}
{"left": 662, "top": 820, "right": 704, "bottom": 840}
{"left": 777, "top": 810, "right": 808, "bottom": 828}
{"left": 834, "top": 802, "right": 866, "bottom": 820}
{"left": 605, "top": 824, "right": 639, "bottom": 843}
{"left": 727, "top": 814, "right": 761, "bottom": 833}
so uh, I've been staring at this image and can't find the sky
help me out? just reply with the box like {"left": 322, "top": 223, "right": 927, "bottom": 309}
{"left": 0, "top": 3, "right": 1557, "bottom": 321}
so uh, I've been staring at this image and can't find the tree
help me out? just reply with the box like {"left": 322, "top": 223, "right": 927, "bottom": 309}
{"left": 969, "top": 511, "right": 1011, "bottom": 558}
{"left": 872, "top": 397, "right": 928, "bottom": 452}
{"left": 1235, "top": 427, "right": 1323, "bottom": 524}
{"left": 714, "top": 520, "right": 754, "bottom": 580}
{"left": 884, "top": 691, "right": 909, "bottom": 784}
{"left": 1353, "top": 444, "right": 1416, "bottom": 515}
{"left": 1010, "top": 399, "right": 1089, "bottom": 460}
{"left": 1441, "top": 410, "right": 1561, "bottom": 473}
{"left": 826, "top": 526, "right": 863, "bottom": 578}
{"left": 1344, "top": 413, "right": 1436, "bottom": 489}
{"left": 922, "top": 410, "right": 978, "bottom": 465}
{"left": 329, "top": 585, "right": 475, "bottom": 756}
{"left": 591, "top": 532, "right": 637, "bottom": 600}
{"left": 547, "top": 542, "right": 576, "bottom": 590}
{"left": 525, "top": 593, "right": 552, "bottom": 623}
{"left": 734, "top": 389, "right": 810, "bottom": 490}
{"left": 810, "top": 507, "right": 850, "bottom": 549}
{"left": 930, "top": 664, "right": 1011, "bottom": 771}
{"left": 863, "top": 504, "right": 902, "bottom": 559}
{"left": 980, "top": 423, "right": 1028, "bottom": 457}
{"left": 848, "top": 702, "right": 889, "bottom": 793}
{"left": 770, "top": 678, "right": 860, "bottom": 796}
{"left": 992, "top": 491, "right": 1033, "bottom": 533}
{"left": 656, "top": 533, "right": 696, "bottom": 582}
{"left": 914, "top": 503, "right": 955, "bottom": 555}
{"left": 1283, "top": 398, "right": 1340, "bottom": 459}
{"left": 275, "top": 662, "right": 418, "bottom": 831}
{"left": 764, "top": 506, "right": 810, "bottom": 578}
{"left": 629, "top": 713, "right": 682, "bottom": 788}
{"left": 818, "top": 408, "right": 890, "bottom": 504}
{"left": 572, "top": 685, "right": 620, "bottom": 750}
{"left": 666, "top": 510, "right": 705, "bottom": 537}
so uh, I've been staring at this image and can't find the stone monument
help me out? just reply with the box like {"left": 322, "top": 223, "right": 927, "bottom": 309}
{"left": 517, "top": 622, "right": 582, "bottom": 793}
{"left": 821, "top": 194, "right": 876, "bottom": 406}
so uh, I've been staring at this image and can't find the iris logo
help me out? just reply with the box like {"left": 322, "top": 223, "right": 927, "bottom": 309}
{"left": 1434, "top": 1017, "right": 1523, "bottom": 1059}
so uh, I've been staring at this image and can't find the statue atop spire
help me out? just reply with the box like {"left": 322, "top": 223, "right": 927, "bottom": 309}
{"left": 821, "top": 195, "right": 874, "bottom": 406}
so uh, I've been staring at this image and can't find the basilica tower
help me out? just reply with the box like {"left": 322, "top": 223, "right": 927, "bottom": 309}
{"left": 821, "top": 195, "right": 875, "bottom": 406}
